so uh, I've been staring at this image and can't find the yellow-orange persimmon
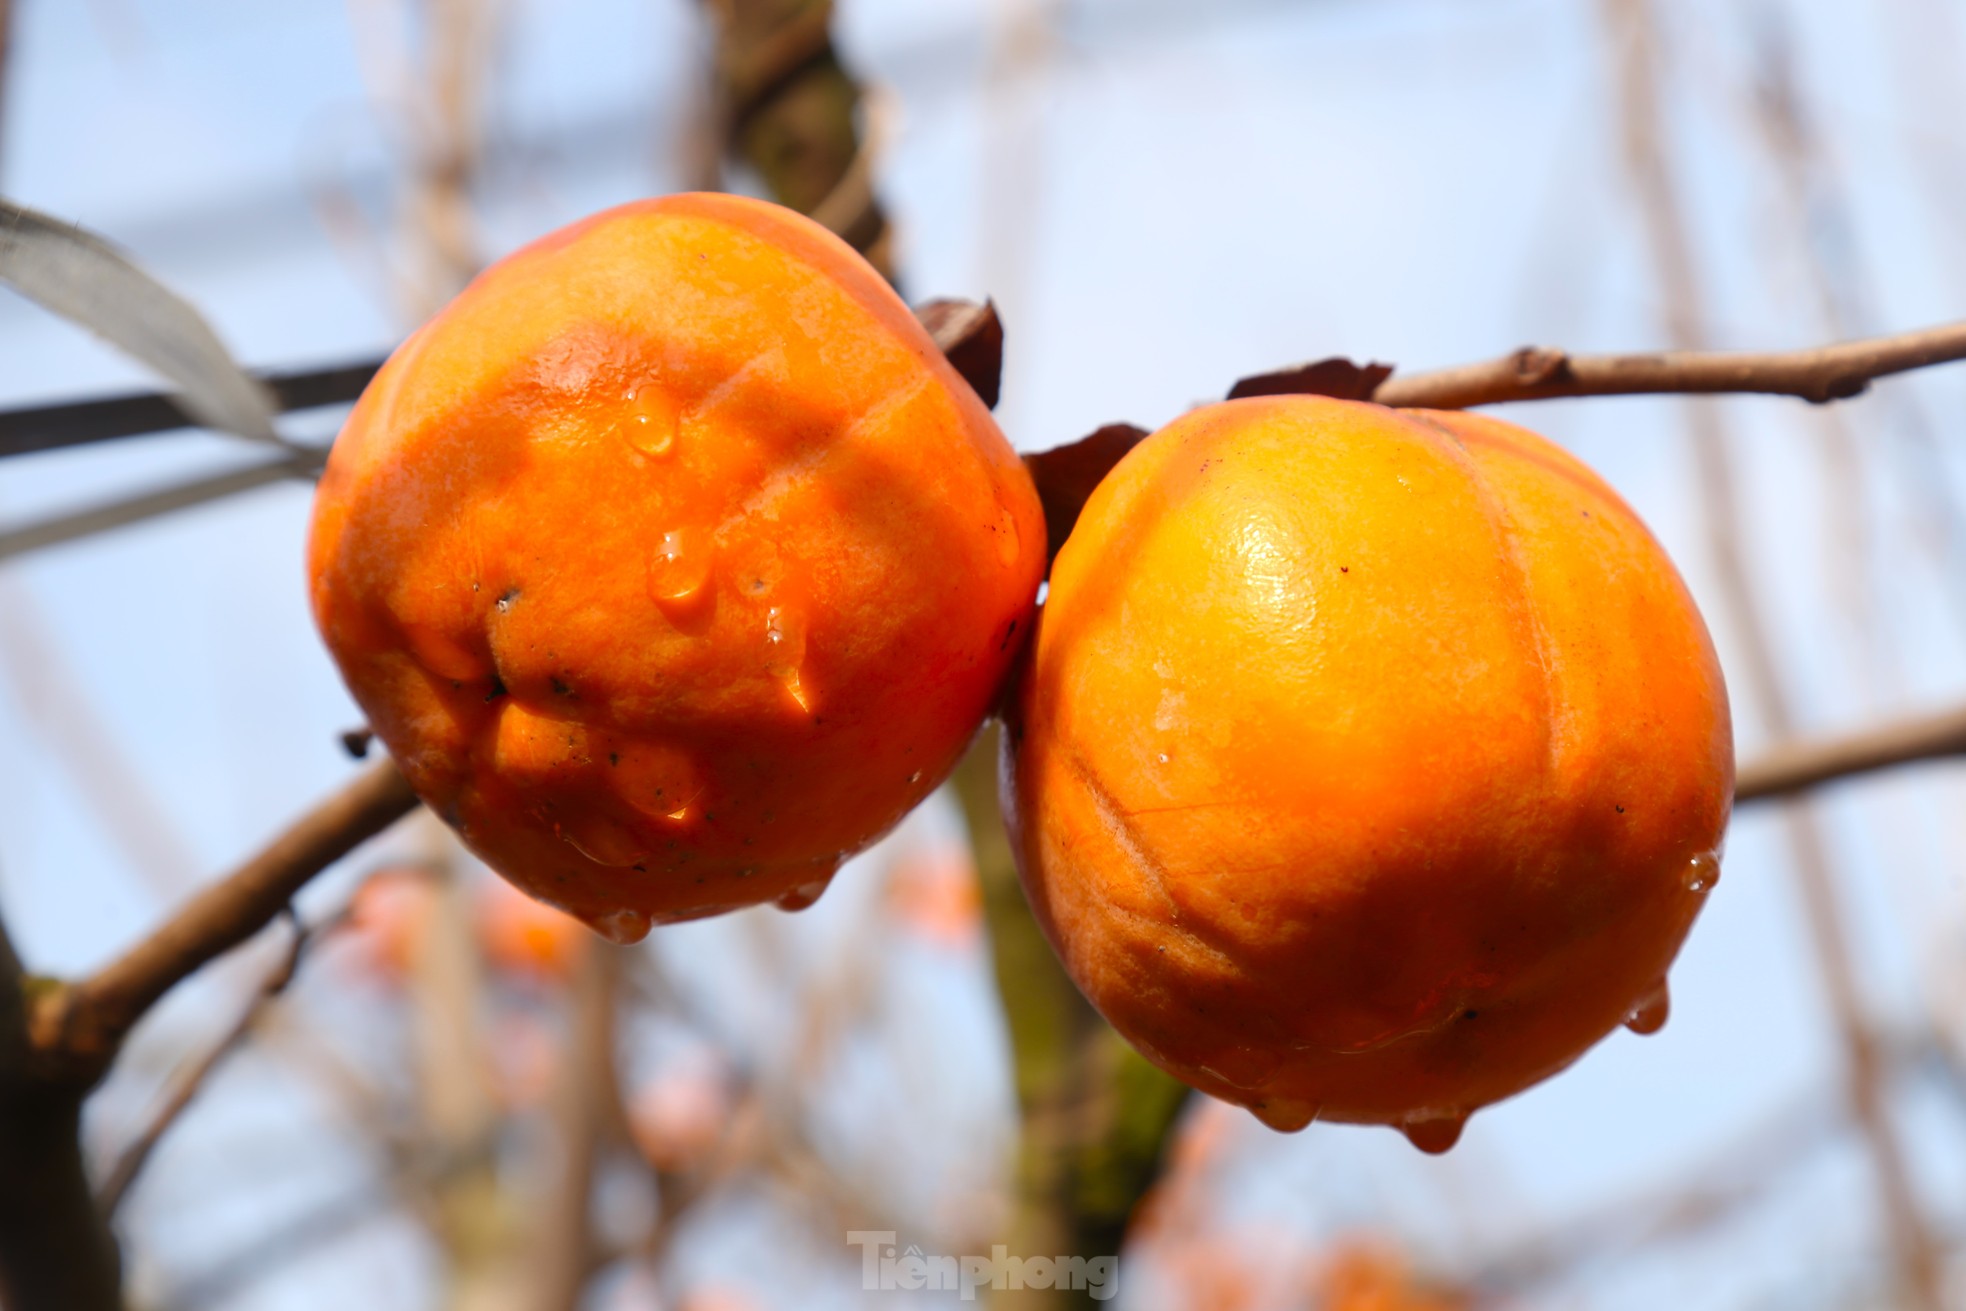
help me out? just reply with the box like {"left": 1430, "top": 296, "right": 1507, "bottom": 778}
{"left": 310, "top": 194, "right": 1045, "bottom": 940}
{"left": 1005, "top": 397, "right": 1731, "bottom": 1151}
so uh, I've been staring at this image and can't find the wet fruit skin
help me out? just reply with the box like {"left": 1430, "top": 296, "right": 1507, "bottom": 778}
{"left": 309, "top": 193, "right": 1045, "bottom": 934}
{"left": 1004, "top": 396, "right": 1732, "bottom": 1149}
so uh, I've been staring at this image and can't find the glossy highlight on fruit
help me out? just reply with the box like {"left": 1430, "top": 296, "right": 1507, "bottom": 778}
{"left": 310, "top": 193, "right": 1045, "bottom": 933}
{"left": 1004, "top": 396, "right": 1732, "bottom": 1149}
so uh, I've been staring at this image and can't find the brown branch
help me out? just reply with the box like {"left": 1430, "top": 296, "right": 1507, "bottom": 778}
{"left": 0, "top": 911, "right": 125, "bottom": 1311}
{"left": 1368, "top": 318, "right": 1966, "bottom": 410}
{"left": 1736, "top": 702, "right": 1966, "bottom": 804}
{"left": 95, "top": 911, "right": 314, "bottom": 1215}
{"left": 1024, "top": 313, "right": 1966, "bottom": 564}
{"left": 526, "top": 945, "right": 619, "bottom": 1311}
{"left": 28, "top": 760, "right": 419, "bottom": 1086}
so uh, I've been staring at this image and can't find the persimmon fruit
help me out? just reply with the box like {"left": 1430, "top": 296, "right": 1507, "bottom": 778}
{"left": 1004, "top": 396, "right": 1732, "bottom": 1151}
{"left": 309, "top": 193, "right": 1045, "bottom": 939}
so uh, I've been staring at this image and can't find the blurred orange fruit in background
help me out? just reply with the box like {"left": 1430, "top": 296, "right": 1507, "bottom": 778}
{"left": 1006, "top": 397, "right": 1732, "bottom": 1150}
{"left": 629, "top": 1058, "right": 734, "bottom": 1176}
{"left": 343, "top": 863, "right": 442, "bottom": 982}
{"left": 884, "top": 839, "right": 983, "bottom": 949}
{"left": 1312, "top": 1239, "right": 1471, "bottom": 1311}
{"left": 474, "top": 872, "right": 587, "bottom": 983}
{"left": 309, "top": 193, "right": 1044, "bottom": 940}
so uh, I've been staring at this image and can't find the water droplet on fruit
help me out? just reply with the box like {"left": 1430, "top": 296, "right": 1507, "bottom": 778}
{"left": 1400, "top": 1110, "right": 1466, "bottom": 1155}
{"left": 1684, "top": 851, "right": 1721, "bottom": 894}
{"left": 619, "top": 388, "right": 677, "bottom": 458}
{"left": 1156, "top": 752, "right": 1170, "bottom": 765}
{"left": 587, "top": 908, "right": 652, "bottom": 945}
{"left": 557, "top": 816, "right": 645, "bottom": 869}
{"left": 1199, "top": 1045, "right": 1281, "bottom": 1091}
{"left": 774, "top": 878, "right": 832, "bottom": 913}
{"left": 995, "top": 506, "right": 1021, "bottom": 567}
{"left": 765, "top": 606, "right": 812, "bottom": 714}
{"left": 1250, "top": 1098, "right": 1319, "bottom": 1133}
{"left": 1624, "top": 980, "right": 1670, "bottom": 1035}
{"left": 907, "top": 770, "right": 923, "bottom": 784}
{"left": 647, "top": 527, "right": 714, "bottom": 611}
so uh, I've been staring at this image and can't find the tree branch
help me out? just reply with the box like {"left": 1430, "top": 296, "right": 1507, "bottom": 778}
{"left": 95, "top": 911, "right": 315, "bottom": 1215}
{"left": 0, "top": 360, "right": 380, "bottom": 459}
{"left": 28, "top": 760, "right": 418, "bottom": 1086}
{"left": 1735, "top": 702, "right": 1966, "bottom": 804}
{"left": 0, "top": 898, "right": 125, "bottom": 1311}
{"left": 1023, "top": 315, "right": 1966, "bottom": 557}
{"left": 1368, "top": 318, "right": 1966, "bottom": 410}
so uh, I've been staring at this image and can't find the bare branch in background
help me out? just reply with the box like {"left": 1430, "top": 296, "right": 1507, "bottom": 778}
{"left": 27, "top": 760, "right": 418, "bottom": 1086}
{"left": 0, "top": 449, "right": 322, "bottom": 563}
{"left": 952, "top": 727, "right": 1190, "bottom": 1295}
{"left": 0, "top": 577, "right": 205, "bottom": 892}
{"left": 0, "top": 0, "right": 13, "bottom": 184}
{"left": 95, "top": 911, "right": 320, "bottom": 1215}
{"left": 403, "top": 0, "right": 496, "bottom": 314}
{"left": 526, "top": 944, "right": 619, "bottom": 1311}
{"left": 1600, "top": 2, "right": 1944, "bottom": 1306}
{"left": 708, "top": 0, "right": 895, "bottom": 277}
{"left": 1736, "top": 701, "right": 1966, "bottom": 804}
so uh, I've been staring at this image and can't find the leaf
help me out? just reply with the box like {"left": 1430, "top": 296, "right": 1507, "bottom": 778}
{"left": 915, "top": 298, "right": 1004, "bottom": 409}
{"left": 1023, "top": 422, "right": 1150, "bottom": 561}
{"left": 1226, "top": 357, "right": 1395, "bottom": 402}
{"left": 0, "top": 200, "right": 280, "bottom": 443}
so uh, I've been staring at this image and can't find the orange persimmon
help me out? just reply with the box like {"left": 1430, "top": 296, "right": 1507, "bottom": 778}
{"left": 1004, "top": 397, "right": 1731, "bottom": 1151}
{"left": 309, "top": 194, "right": 1044, "bottom": 940}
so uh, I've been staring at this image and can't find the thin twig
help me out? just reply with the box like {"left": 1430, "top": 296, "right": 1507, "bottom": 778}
{"left": 1601, "top": 2, "right": 1945, "bottom": 1305}
{"left": 1368, "top": 319, "right": 1966, "bottom": 410}
{"left": 1736, "top": 701, "right": 1966, "bottom": 803}
{"left": 27, "top": 761, "right": 419, "bottom": 1086}
{"left": 95, "top": 910, "right": 320, "bottom": 1215}
{"left": 0, "top": 450, "right": 322, "bottom": 563}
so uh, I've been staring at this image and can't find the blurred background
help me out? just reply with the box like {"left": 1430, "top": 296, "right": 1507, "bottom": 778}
{"left": 4, "top": 0, "right": 1966, "bottom": 1307}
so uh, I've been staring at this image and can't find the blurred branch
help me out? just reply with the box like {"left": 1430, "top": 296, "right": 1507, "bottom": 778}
{"left": 0, "top": 576, "right": 205, "bottom": 892}
{"left": 0, "top": 449, "right": 322, "bottom": 562}
{"left": 1600, "top": 2, "right": 1944, "bottom": 1306}
{"left": 95, "top": 910, "right": 318, "bottom": 1215}
{"left": 1737, "top": 701, "right": 1966, "bottom": 803}
{"left": 954, "top": 727, "right": 1189, "bottom": 1305}
{"left": 0, "top": 0, "right": 12, "bottom": 183}
{"left": 27, "top": 759, "right": 418, "bottom": 1087}
{"left": 526, "top": 944, "right": 619, "bottom": 1311}
{"left": 706, "top": 0, "right": 893, "bottom": 276}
